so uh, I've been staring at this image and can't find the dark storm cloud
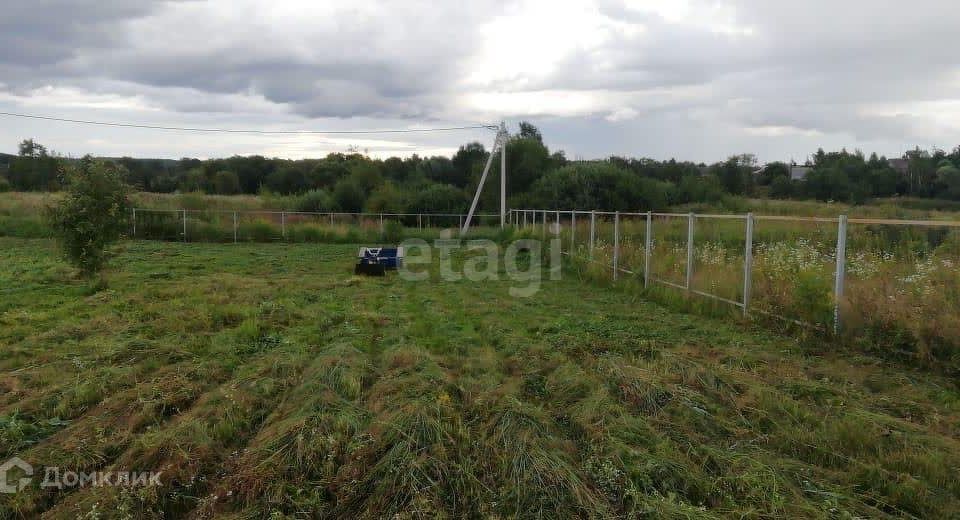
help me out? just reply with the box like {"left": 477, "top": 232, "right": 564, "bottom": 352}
{"left": 0, "top": 2, "right": 168, "bottom": 66}
{"left": 0, "top": 0, "right": 484, "bottom": 119}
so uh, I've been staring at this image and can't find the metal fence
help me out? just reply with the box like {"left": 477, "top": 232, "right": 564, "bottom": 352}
{"left": 510, "top": 208, "right": 960, "bottom": 335}
{"left": 131, "top": 208, "right": 502, "bottom": 243}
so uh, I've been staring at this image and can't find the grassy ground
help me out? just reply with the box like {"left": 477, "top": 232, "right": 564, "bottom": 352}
{"left": 675, "top": 196, "right": 960, "bottom": 220}
{"left": 0, "top": 191, "right": 502, "bottom": 241}
{"left": 1, "top": 238, "right": 959, "bottom": 518}
{"left": 559, "top": 212, "right": 960, "bottom": 374}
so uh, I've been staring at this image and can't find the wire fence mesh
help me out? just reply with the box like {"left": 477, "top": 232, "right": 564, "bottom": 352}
{"left": 513, "top": 208, "right": 960, "bottom": 362}
{"left": 132, "top": 209, "right": 503, "bottom": 243}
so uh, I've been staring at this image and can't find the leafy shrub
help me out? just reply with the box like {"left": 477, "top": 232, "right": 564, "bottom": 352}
{"left": 292, "top": 225, "right": 325, "bottom": 242}
{"left": 381, "top": 220, "right": 404, "bottom": 242}
{"left": 45, "top": 157, "right": 131, "bottom": 276}
{"left": 191, "top": 219, "right": 230, "bottom": 242}
{"left": 792, "top": 270, "right": 833, "bottom": 325}
{"left": 241, "top": 220, "right": 276, "bottom": 242}
{"left": 0, "top": 176, "right": 11, "bottom": 193}
{"left": 178, "top": 191, "right": 208, "bottom": 210}
{"left": 296, "top": 189, "right": 334, "bottom": 212}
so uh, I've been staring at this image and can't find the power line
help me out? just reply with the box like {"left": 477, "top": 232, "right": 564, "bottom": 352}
{"left": 0, "top": 111, "right": 498, "bottom": 135}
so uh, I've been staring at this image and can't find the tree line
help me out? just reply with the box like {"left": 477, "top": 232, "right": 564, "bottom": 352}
{"left": 3, "top": 124, "right": 960, "bottom": 212}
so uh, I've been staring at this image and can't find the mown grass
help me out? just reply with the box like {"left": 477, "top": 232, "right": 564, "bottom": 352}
{"left": 1, "top": 237, "right": 959, "bottom": 518}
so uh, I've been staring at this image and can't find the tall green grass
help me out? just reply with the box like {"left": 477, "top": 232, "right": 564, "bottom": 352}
{"left": 548, "top": 213, "right": 960, "bottom": 373}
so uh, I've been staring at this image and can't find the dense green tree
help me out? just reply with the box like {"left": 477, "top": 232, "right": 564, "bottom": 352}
{"left": 264, "top": 166, "right": 307, "bottom": 195}
{"left": 937, "top": 163, "right": 960, "bottom": 200}
{"left": 366, "top": 182, "right": 406, "bottom": 213}
{"left": 517, "top": 121, "right": 543, "bottom": 143}
{"left": 179, "top": 168, "right": 205, "bottom": 192}
{"left": 307, "top": 155, "right": 350, "bottom": 189}
{"left": 296, "top": 189, "right": 335, "bottom": 212}
{"left": 769, "top": 176, "right": 795, "bottom": 199}
{"left": 415, "top": 156, "right": 454, "bottom": 185}
{"left": 674, "top": 174, "right": 724, "bottom": 204}
{"left": 8, "top": 139, "right": 60, "bottom": 191}
{"left": 333, "top": 178, "right": 366, "bottom": 212}
{"left": 451, "top": 142, "right": 487, "bottom": 189}
{"left": 212, "top": 170, "right": 241, "bottom": 195}
{"left": 503, "top": 136, "right": 552, "bottom": 195}
{"left": 757, "top": 162, "right": 790, "bottom": 186}
{"left": 405, "top": 183, "right": 468, "bottom": 213}
{"left": 526, "top": 162, "right": 670, "bottom": 211}
{"left": 716, "top": 156, "right": 747, "bottom": 195}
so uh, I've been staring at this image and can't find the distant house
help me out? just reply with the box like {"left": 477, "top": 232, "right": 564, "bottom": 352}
{"left": 790, "top": 166, "right": 811, "bottom": 181}
{"left": 888, "top": 158, "right": 909, "bottom": 175}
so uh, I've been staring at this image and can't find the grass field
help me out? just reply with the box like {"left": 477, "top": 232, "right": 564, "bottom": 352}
{"left": 557, "top": 211, "right": 960, "bottom": 374}
{"left": 4, "top": 190, "right": 960, "bottom": 371}
{"left": 1, "top": 238, "right": 960, "bottom": 518}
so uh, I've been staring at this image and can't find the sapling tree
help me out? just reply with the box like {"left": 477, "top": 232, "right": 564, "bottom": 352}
{"left": 46, "top": 156, "right": 131, "bottom": 277}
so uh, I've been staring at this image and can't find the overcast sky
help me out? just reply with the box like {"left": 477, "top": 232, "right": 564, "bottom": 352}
{"left": 1, "top": 0, "right": 958, "bottom": 163}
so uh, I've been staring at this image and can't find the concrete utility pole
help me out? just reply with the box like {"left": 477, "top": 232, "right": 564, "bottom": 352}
{"left": 500, "top": 120, "right": 507, "bottom": 229}
{"left": 461, "top": 122, "right": 508, "bottom": 236}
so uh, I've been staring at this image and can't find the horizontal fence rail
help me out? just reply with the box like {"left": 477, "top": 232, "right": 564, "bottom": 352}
{"left": 130, "top": 208, "right": 502, "bottom": 243}
{"left": 510, "top": 208, "right": 960, "bottom": 337}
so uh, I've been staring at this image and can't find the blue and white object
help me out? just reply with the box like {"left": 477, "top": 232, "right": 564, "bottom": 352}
{"left": 355, "top": 246, "right": 404, "bottom": 275}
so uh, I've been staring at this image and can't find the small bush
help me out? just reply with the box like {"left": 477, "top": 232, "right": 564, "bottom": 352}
{"left": 46, "top": 157, "right": 131, "bottom": 276}
{"left": 178, "top": 192, "right": 209, "bottom": 210}
{"left": 242, "top": 220, "right": 276, "bottom": 242}
{"left": 296, "top": 189, "right": 334, "bottom": 212}
{"left": 381, "top": 220, "right": 404, "bottom": 242}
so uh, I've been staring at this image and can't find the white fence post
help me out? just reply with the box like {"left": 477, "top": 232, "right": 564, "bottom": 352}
{"left": 182, "top": 209, "right": 187, "bottom": 242}
{"left": 233, "top": 211, "right": 238, "bottom": 243}
{"left": 542, "top": 210, "right": 547, "bottom": 238}
{"left": 644, "top": 211, "right": 652, "bottom": 288}
{"left": 131, "top": 208, "right": 136, "bottom": 237}
{"left": 571, "top": 211, "right": 576, "bottom": 251}
{"left": 686, "top": 212, "right": 695, "bottom": 293}
{"left": 589, "top": 210, "right": 596, "bottom": 258}
{"left": 281, "top": 211, "right": 286, "bottom": 240}
{"left": 555, "top": 210, "right": 560, "bottom": 238}
{"left": 834, "top": 214, "right": 848, "bottom": 335}
{"left": 613, "top": 211, "right": 620, "bottom": 280}
{"left": 743, "top": 213, "right": 754, "bottom": 316}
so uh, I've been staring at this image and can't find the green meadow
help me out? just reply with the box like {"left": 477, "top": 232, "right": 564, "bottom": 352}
{"left": 1, "top": 238, "right": 959, "bottom": 518}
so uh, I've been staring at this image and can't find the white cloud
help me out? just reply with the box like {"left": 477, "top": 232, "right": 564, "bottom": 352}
{"left": 0, "top": 0, "right": 958, "bottom": 161}
{"left": 605, "top": 107, "right": 640, "bottom": 122}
